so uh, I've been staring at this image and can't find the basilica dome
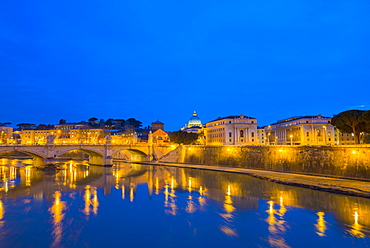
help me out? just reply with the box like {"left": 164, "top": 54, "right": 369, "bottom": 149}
{"left": 188, "top": 111, "right": 202, "bottom": 127}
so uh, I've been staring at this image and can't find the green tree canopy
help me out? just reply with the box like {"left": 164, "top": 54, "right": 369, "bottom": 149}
{"left": 169, "top": 131, "right": 199, "bottom": 145}
{"left": 331, "top": 110, "right": 368, "bottom": 144}
{"left": 16, "top": 123, "right": 36, "bottom": 129}
{"left": 126, "top": 118, "right": 142, "bottom": 128}
{"left": 88, "top": 117, "right": 98, "bottom": 122}
{"left": 360, "top": 110, "right": 370, "bottom": 132}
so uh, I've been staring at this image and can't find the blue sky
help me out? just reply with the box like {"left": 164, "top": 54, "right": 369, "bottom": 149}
{"left": 1, "top": 0, "right": 369, "bottom": 130}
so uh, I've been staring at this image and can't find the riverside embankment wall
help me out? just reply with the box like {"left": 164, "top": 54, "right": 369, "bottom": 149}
{"left": 160, "top": 145, "right": 370, "bottom": 180}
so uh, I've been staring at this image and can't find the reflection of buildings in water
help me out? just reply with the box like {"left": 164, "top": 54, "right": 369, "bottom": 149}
{"left": 219, "top": 185, "right": 238, "bottom": 237}
{"left": 2, "top": 159, "right": 370, "bottom": 239}
{"left": 0, "top": 200, "right": 4, "bottom": 229}
{"left": 165, "top": 177, "right": 178, "bottom": 215}
{"left": 315, "top": 212, "right": 326, "bottom": 237}
{"left": 83, "top": 185, "right": 99, "bottom": 216}
{"left": 349, "top": 210, "right": 365, "bottom": 238}
{"left": 185, "top": 177, "right": 195, "bottom": 213}
{"left": 265, "top": 200, "right": 290, "bottom": 248}
{"left": 164, "top": 182, "right": 178, "bottom": 216}
{"left": 49, "top": 191, "right": 66, "bottom": 248}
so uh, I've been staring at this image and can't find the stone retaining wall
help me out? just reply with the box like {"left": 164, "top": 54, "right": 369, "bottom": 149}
{"left": 160, "top": 145, "right": 370, "bottom": 180}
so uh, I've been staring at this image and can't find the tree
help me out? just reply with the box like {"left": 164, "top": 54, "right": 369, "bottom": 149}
{"left": 36, "top": 124, "right": 48, "bottom": 129}
{"left": 88, "top": 117, "right": 98, "bottom": 122}
{"left": 169, "top": 131, "right": 199, "bottom": 145}
{"left": 331, "top": 110, "right": 367, "bottom": 144}
{"left": 126, "top": 118, "right": 142, "bottom": 128}
{"left": 360, "top": 110, "right": 370, "bottom": 132}
{"left": 88, "top": 117, "right": 99, "bottom": 127}
{"left": 16, "top": 123, "right": 36, "bottom": 129}
{"left": 59, "top": 119, "right": 66, "bottom": 124}
{"left": 104, "top": 118, "right": 115, "bottom": 129}
{"left": 0, "top": 122, "right": 11, "bottom": 126}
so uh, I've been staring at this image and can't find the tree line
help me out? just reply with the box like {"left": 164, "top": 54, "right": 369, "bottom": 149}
{"left": 331, "top": 110, "right": 370, "bottom": 144}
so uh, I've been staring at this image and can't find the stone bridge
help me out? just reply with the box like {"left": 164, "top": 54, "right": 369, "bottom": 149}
{"left": 0, "top": 144, "right": 177, "bottom": 166}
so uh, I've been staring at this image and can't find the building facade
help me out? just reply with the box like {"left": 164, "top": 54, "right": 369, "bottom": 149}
{"left": 0, "top": 126, "right": 13, "bottom": 144}
{"left": 257, "top": 127, "right": 265, "bottom": 145}
{"left": 20, "top": 124, "right": 108, "bottom": 145}
{"left": 181, "top": 111, "right": 203, "bottom": 133}
{"left": 265, "top": 115, "right": 335, "bottom": 145}
{"left": 151, "top": 120, "right": 164, "bottom": 132}
{"left": 204, "top": 114, "right": 258, "bottom": 145}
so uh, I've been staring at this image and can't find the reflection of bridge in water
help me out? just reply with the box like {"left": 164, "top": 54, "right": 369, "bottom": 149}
{"left": 0, "top": 144, "right": 176, "bottom": 166}
{"left": 1, "top": 160, "right": 370, "bottom": 238}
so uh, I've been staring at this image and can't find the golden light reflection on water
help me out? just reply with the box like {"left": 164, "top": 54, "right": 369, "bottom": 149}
{"left": 164, "top": 178, "right": 178, "bottom": 216}
{"left": 349, "top": 211, "right": 365, "bottom": 238}
{"left": 188, "top": 177, "right": 192, "bottom": 193}
{"left": 130, "top": 184, "right": 134, "bottom": 202}
{"left": 219, "top": 185, "right": 237, "bottom": 237}
{"left": 0, "top": 159, "right": 370, "bottom": 244}
{"left": 185, "top": 178, "right": 196, "bottom": 214}
{"left": 25, "top": 166, "right": 31, "bottom": 186}
{"left": 155, "top": 177, "right": 159, "bottom": 195}
{"left": 84, "top": 186, "right": 91, "bottom": 215}
{"left": 83, "top": 185, "right": 99, "bottom": 216}
{"left": 92, "top": 189, "right": 99, "bottom": 215}
{"left": 316, "top": 212, "right": 327, "bottom": 236}
{"left": 0, "top": 200, "right": 4, "bottom": 220}
{"left": 0, "top": 200, "right": 4, "bottom": 230}
{"left": 121, "top": 185, "right": 125, "bottom": 199}
{"left": 266, "top": 200, "right": 290, "bottom": 248}
{"left": 49, "top": 191, "right": 65, "bottom": 248}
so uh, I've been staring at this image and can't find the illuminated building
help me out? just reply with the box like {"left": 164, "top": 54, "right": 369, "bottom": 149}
{"left": 151, "top": 129, "right": 169, "bottom": 144}
{"left": 204, "top": 114, "right": 258, "bottom": 145}
{"left": 257, "top": 127, "right": 265, "bottom": 145}
{"left": 0, "top": 126, "right": 13, "bottom": 144}
{"left": 181, "top": 111, "right": 203, "bottom": 133}
{"left": 151, "top": 120, "right": 164, "bottom": 132}
{"left": 265, "top": 115, "right": 335, "bottom": 145}
{"left": 20, "top": 124, "right": 108, "bottom": 145}
{"left": 336, "top": 130, "right": 356, "bottom": 145}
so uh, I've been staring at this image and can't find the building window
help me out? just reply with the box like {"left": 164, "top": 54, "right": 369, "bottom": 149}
{"left": 229, "top": 132, "right": 232, "bottom": 138}
{"left": 251, "top": 132, "right": 254, "bottom": 137}
{"left": 251, "top": 121, "right": 254, "bottom": 124}
{"left": 306, "top": 132, "right": 309, "bottom": 137}
{"left": 252, "top": 139, "right": 254, "bottom": 142}
{"left": 240, "top": 130, "right": 244, "bottom": 137}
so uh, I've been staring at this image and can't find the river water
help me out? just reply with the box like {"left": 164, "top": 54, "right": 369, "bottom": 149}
{"left": 0, "top": 158, "right": 370, "bottom": 248}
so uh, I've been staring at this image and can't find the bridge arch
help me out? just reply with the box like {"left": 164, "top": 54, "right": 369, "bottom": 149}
{"left": 111, "top": 149, "right": 148, "bottom": 162}
{"left": 55, "top": 148, "right": 104, "bottom": 158}
{"left": 0, "top": 148, "right": 46, "bottom": 159}
{"left": 55, "top": 148, "right": 106, "bottom": 166}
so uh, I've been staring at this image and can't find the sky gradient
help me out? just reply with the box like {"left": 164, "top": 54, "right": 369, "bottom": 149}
{"left": 1, "top": 0, "right": 369, "bottom": 130}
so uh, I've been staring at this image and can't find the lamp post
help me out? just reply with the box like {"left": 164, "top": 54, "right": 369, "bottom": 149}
{"left": 290, "top": 135, "right": 293, "bottom": 145}
{"left": 275, "top": 136, "right": 278, "bottom": 145}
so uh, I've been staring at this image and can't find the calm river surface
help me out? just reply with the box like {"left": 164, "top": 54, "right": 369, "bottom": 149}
{"left": 0, "top": 158, "right": 370, "bottom": 248}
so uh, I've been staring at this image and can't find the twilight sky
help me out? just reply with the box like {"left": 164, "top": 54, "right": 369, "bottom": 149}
{"left": 1, "top": 0, "right": 369, "bottom": 130}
